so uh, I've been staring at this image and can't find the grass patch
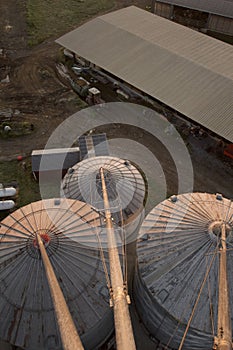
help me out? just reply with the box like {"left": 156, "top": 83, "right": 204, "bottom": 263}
{"left": 26, "top": 0, "right": 115, "bottom": 46}
{"left": 0, "top": 121, "right": 34, "bottom": 138}
{"left": 0, "top": 158, "right": 41, "bottom": 220}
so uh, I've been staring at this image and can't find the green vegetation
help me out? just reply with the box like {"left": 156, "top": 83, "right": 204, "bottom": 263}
{"left": 26, "top": 0, "right": 115, "bottom": 46}
{"left": 0, "top": 158, "right": 70, "bottom": 220}
{"left": 0, "top": 121, "right": 34, "bottom": 138}
{"left": 1, "top": 1, "right": 117, "bottom": 217}
{"left": 0, "top": 158, "right": 41, "bottom": 220}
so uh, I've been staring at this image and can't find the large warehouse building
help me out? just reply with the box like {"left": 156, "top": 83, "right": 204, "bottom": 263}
{"left": 56, "top": 6, "right": 233, "bottom": 144}
{"left": 153, "top": 0, "right": 233, "bottom": 37}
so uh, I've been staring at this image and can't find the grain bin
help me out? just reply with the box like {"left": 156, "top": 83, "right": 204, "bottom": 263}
{"left": 61, "top": 156, "right": 146, "bottom": 243}
{"left": 0, "top": 198, "right": 113, "bottom": 350}
{"left": 134, "top": 192, "right": 233, "bottom": 349}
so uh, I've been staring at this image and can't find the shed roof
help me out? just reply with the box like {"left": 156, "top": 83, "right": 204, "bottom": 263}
{"left": 155, "top": 0, "right": 233, "bottom": 19}
{"left": 31, "top": 148, "right": 80, "bottom": 155}
{"left": 31, "top": 148, "right": 80, "bottom": 172}
{"left": 56, "top": 6, "right": 233, "bottom": 143}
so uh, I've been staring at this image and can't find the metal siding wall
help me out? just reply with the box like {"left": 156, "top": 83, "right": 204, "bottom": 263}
{"left": 208, "top": 14, "right": 233, "bottom": 35}
{"left": 155, "top": 2, "right": 172, "bottom": 18}
{"left": 153, "top": 0, "right": 233, "bottom": 19}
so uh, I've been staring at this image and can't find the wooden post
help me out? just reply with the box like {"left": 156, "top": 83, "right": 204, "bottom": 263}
{"left": 100, "top": 167, "right": 136, "bottom": 350}
{"left": 37, "top": 234, "right": 85, "bottom": 350}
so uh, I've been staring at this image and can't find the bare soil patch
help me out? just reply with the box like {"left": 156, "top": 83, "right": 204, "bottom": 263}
{"left": 0, "top": 0, "right": 151, "bottom": 159}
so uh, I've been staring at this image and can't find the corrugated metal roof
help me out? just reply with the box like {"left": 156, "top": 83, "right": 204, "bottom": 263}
{"left": 56, "top": 6, "right": 233, "bottom": 143}
{"left": 31, "top": 148, "right": 80, "bottom": 172}
{"left": 61, "top": 156, "right": 145, "bottom": 231}
{"left": 0, "top": 199, "right": 113, "bottom": 350}
{"left": 78, "top": 134, "right": 109, "bottom": 159}
{"left": 155, "top": 0, "right": 233, "bottom": 19}
{"left": 134, "top": 192, "right": 233, "bottom": 349}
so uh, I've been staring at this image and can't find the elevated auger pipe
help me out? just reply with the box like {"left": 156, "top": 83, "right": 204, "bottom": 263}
{"left": 37, "top": 233, "right": 85, "bottom": 350}
{"left": 216, "top": 223, "right": 232, "bottom": 350}
{"left": 100, "top": 167, "right": 136, "bottom": 350}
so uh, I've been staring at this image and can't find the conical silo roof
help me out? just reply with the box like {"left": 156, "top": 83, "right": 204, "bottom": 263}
{"left": 0, "top": 198, "right": 113, "bottom": 350}
{"left": 134, "top": 192, "right": 233, "bottom": 350}
{"left": 61, "top": 156, "right": 146, "bottom": 227}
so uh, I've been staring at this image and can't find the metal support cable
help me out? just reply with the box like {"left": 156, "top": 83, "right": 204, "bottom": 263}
{"left": 165, "top": 243, "right": 216, "bottom": 350}
{"left": 178, "top": 246, "right": 218, "bottom": 350}
{"left": 94, "top": 221, "right": 112, "bottom": 291}
{"left": 206, "top": 255, "right": 215, "bottom": 338}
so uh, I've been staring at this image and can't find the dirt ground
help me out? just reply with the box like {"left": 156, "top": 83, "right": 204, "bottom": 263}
{"left": 0, "top": 0, "right": 152, "bottom": 160}
{"left": 0, "top": 2, "right": 233, "bottom": 350}
{"left": 0, "top": 0, "right": 82, "bottom": 159}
